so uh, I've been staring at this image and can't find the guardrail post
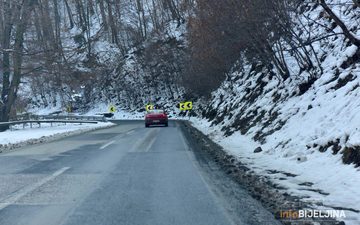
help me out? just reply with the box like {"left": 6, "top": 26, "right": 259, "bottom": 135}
{"left": 23, "top": 123, "right": 25, "bottom": 129}
{"left": 10, "top": 125, "right": 13, "bottom": 131}
{"left": 30, "top": 122, "right": 32, "bottom": 128}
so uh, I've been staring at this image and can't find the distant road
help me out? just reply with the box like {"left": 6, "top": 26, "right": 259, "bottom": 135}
{"left": 0, "top": 120, "right": 280, "bottom": 225}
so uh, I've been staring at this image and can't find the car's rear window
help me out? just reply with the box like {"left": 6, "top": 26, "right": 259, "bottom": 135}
{"left": 148, "top": 110, "right": 164, "bottom": 114}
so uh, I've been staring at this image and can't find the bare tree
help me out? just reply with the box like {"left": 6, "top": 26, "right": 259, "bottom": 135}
{"left": 1, "top": 0, "right": 34, "bottom": 129}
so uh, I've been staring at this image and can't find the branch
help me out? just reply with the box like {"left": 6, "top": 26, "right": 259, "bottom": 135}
{"left": 302, "top": 14, "right": 335, "bottom": 33}
{"left": 303, "top": 33, "right": 344, "bottom": 46}
{"left": 319, "top": 0, "right": 360, "bottom": 47}
{"left": 273, "top": 33, "right": 344, "bottom": 54}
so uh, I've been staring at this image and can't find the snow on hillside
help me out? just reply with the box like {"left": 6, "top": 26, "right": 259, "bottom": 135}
{"left": 189, "top": 2, "right": 360, "bottom": 224}
{"left": 191, "top": 116, "right": 360, "bottom": 224}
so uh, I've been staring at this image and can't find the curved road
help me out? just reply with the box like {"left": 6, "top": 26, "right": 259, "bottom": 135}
{"left": 0, "top": 121, "right": 280, "bottom": 225}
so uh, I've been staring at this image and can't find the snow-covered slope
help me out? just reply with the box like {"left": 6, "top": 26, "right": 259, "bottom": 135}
{"left": 194, "top": 1, "right": 360, "bottom": 167}
{"left": 188, "top": 2, "right": 360, "bottom": 224}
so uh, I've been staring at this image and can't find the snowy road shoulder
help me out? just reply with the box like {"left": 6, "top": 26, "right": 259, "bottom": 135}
{"left": 0, "top": 122, "right": 116, "bottom": 153}
{"left": 190, "top": 118, "right": 360, "bottom": 225}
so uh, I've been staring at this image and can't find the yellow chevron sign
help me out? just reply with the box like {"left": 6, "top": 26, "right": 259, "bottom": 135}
{"left": 146, "top": 105, "right": 153, "bottom": 111}
{"left": 185, "top": 102, "right": 192, "bottom": 110}
{"left": 180, "top": 103, "right": 186, "bottom": 110}
{"left": 109, "top": 106, "right": 115, "bottom": 112}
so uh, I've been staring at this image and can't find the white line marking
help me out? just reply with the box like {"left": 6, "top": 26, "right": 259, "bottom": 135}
{"left": 0, "top": 167, "right": 70, "bottom": 210}
{"left": 126, "top": 130, "right": 134, "bottom": 134}
{"left": 100, "top": 140, "right": 116, "bottom": 149}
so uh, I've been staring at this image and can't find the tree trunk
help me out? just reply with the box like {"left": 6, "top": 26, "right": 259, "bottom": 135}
{"left": 0, "top": 0, "right": 34, "bottom": 130}
{"left": 34, "top": 8, "right": 44, "bottom": 43}
{"left": 87, "top": 0, "right": 95, "bottom": 15}
{"left": 64, "top": 0, "right": 74, "bottom": 29}
{"left": 150, "top": 0, "right": 160, "bottom": 30}
{"left": 75, "top": 0, "right": 87, "bottom": 31}
{"left": 53, "top": 0, "right": 61, "bottom": 51}
{"left": 1, "top": 1, "right": 14, "bottom": 127}
{"left": 41, "top": 0, "right": 57, "bottom": 50}
{"left": 319, "top": 0, "right": 360, "bottom": 47}
{"left": 136, "top": 0, "right": 144, "bottom": 39}
{"left": 163, "top": 0, "right": 181, "bottom": 26}
{"left": 98, "top": 0, "right": 108, "bottom": 30}
{"left": 0, "top": 0, "right": 3, "bottom": 43}
{"left": 142, "top": 5, "right": 147, "bottom": 38}
{"left": 107, "top": 0, "right": 118, "bottom": 44}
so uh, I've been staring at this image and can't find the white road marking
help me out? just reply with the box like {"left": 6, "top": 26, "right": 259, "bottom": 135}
{"left": 126, "top": 130, "right": 134, "bottom": 134}
{"left": 100, "top": 140, "right": 116, "bottom": 149}
{"left": 0, "top": 167, "right": 70, "bottom": 210}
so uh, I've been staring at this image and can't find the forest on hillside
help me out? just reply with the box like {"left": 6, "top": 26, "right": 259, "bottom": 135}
{"left": 0, "top": 0, "right": 360, "bottom": 128}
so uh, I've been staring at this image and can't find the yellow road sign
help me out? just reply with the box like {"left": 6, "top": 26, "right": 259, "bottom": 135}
{"left": 67, "top": 106, "right": 71, "bottom": 112}
{"left": 185, "top": 102, "right": 192, "bottom": 110}
{"left": 109, "top": 106, "right": 115, "bottom": 112}
{"left": 180, "top": 103, "right": 186, "bottom": 110}
{"left": 146, "top": 105, "right": 153, "bottom": 111}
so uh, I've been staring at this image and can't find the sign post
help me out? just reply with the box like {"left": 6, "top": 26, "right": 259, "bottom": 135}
{"left": 180, "top": 101, "right": 193, "bottom": 120}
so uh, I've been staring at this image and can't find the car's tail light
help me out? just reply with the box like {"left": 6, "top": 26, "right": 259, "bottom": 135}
{"left": 163, "top": 113, "right": 165, "bottom": 117}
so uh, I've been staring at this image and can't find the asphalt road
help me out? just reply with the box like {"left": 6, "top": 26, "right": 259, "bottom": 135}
{"left": 0, "top": 120, "right": 280, "bottom": 225}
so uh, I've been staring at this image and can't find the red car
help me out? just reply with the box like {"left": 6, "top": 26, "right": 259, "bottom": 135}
{"left": 145, "top": 109, "right": 168, "bottom": 127}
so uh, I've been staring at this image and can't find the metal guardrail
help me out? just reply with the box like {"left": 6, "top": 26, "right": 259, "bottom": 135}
{"left": 0, "top": 120, "right": 98, "bottom": 131}
{"left": 37, "top": 115, "right": 107, "bottom": 122}
{"left": 0, "top": 115, "right": 107, "bottom": 131}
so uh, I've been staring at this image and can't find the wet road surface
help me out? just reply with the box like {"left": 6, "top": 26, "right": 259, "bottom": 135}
{"left": 0, "top": 120, "right": 280, "bottom": 225}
